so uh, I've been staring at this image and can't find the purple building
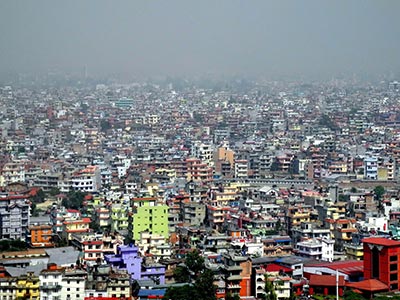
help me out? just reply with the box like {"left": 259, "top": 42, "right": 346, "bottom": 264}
{"left": 104, "top": 244, "right": 166, "bottom": 284}
{"left": 105, "top": 244, "right": 142, "bottom": 280}
{"left": 141, "top": 261, "right": 166, "bottom": 285}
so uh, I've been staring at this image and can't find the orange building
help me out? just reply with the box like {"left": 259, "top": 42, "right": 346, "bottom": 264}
{"left": 63, "top": 218, "right": 91, "bottom": 240}
{"left": 239, "top": 259, "right": 252, "bottom": 298}
{"left": 28, "top": 224, "right": 54, "bottom": 248}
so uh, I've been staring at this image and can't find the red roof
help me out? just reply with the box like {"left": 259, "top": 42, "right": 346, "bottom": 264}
{"left": 305, "top": 260, "right": 363, "bottom": 276}
{"left": 265, "top": 263, "right": 292, "bottom": 274}
{"left": 362, "top": 237, "right": 400, "bottom": 247}
{"left": 346, "top": 279, "right": 388, "bottom": 292}
{"left": 309, "top": 274, "right": 345, "bottom": 287}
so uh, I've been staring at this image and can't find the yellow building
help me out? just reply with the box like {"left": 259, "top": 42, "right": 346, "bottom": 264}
{"left": 111, "top": 204, "right": 130, "bottom": 232}
{"left": 62, "top": 218, "right": 91, "bottom": 240}
{"left": 215, "top": 147, "right": 235, "bottom": 167}
{"left": 344, "top": 243, "right": 364, "bottom": 260}
{"left": 16, "top": 272, "right": 40, "bottom": 300}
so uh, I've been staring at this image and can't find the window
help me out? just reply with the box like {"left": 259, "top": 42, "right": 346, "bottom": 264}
{"left": 390, "top": 264, "right": 398, "bottom": 272}
{"left": 391, "top": 273, "right": 398, "bottom": 281}
{"left": 391, "top": 255, "right": 398, "bottom": 262}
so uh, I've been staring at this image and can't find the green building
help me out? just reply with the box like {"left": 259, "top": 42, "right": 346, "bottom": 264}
{"left": 129, "top": 197, "right": 169, "bottom": 241}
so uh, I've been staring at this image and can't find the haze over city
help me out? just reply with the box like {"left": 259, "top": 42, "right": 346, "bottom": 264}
{"left": 3, "top": 2, "right": 400, "bottom": 300}
{"left": 1, "top": 0, "right": 400, "bottom": 81}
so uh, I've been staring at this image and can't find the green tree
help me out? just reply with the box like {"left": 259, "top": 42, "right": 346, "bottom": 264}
{"left": 374, "top": 185, "right": 385, "bottom": 201}
{"left": 32, "top": 189, "right": 46, "bottom": 203}
{"left": 62, "top": 190, "right": 85, "bottom": 209}
{"left": 185, "top": 250, "right": 205, "bottom": 278}
{"left": 164, "top": 285, "right": 193, "bottom": 300}
{"left": 100, "top": 119, "right": 112, "bottom": 132}
{"left": 262, "top": 274, "right": 277, "bottom": 300}
{"left": 193, "top": 269, "right": 217, "bottom": 300}
{"left": 173, "top": 265, "right": 191, "bottom": 283}
{"left": 343, "top": 289, "right": 366, "bottom": 300}
{"left": 48, "top": 187, "right": 61, "bottom": 196}
{"left": 374, "top": 185, "right": 385, "bottom": 213}
{"left": 166, "top": 250, "right": 217, "bottom": 300}
{"left": 225, "top": 292, "right": 241, "bottom": 300}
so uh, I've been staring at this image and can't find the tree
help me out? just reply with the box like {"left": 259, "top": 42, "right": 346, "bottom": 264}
{"left": 166, "top": 250, "right": 216, "bottom": 300}
{"left": 374, "top": 185, "right": 385, "bottom": 214}
{"left": 262, "top": 275, "right": 277, "bottom": 300}
{"left": 173, "top": 265, "right": 191, "bottom": 283}
{"left": 100, "top": 119, "right": 112, "bottom": 132}
{"left": 185, "top": 250, "right": 205, "bottom": 278}
{"left": 48, "top": 187, "right": 61, "bottom": 196}
{"left": 164, "top": 285, "right": 193, "bottom": 300}
{"left": 62, "top": 190, "right": 85, "bottom": 209}
{"left": 32, "top": 189, "right": 46, "bottom": 203}
{"left": 343, "top": 289, "right": 366, "bottom": 300}
{"left": 374, "top": 185, "right": 385, "bottom": 201}
{"left": 193, "top": 269, "right": 217, "bottom": 300}
{"left": 225, "top": 292, "right": 241, "bottom": 300}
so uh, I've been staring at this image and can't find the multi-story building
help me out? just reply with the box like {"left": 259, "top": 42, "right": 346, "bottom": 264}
{"left": 294, "top": 238, "right": 335, "bottom": 262}
{"left": 39, "top": 263, "right": 63, "bottom": 300}
{"left": 263, "top": 236, "right": 293, "bottom": 257}
{"left": 291, "top": 222, "right": 330, "bottom": 243}
{"left": 364, "top": 157, "right": 378, "bottom": 180}
{"left": 28, "top": 224, "right": 54, "bottom": 248}
{"left": 234, "top": 159, "right": 248, "bottom": 178}
{"left": 106, "top": 270, "right": 131, "bottom": 299}
{"left": 61, "top": 268, "right": 87, "bottom": 300}
{"left": 15, "top": 272, "right": 40, "bottom": 300}
{"left": 129, "top": 197, "right": 169, "bottom": 241}
{"left": 286, "top": 205, "right": 317, "bottom": 234}
{"left": 0, "top": 277, "right": 16, "bottom": 299}
{"left": 94, "top": 207, "right": 110, "bottom": 229}
{"left": 0, "top": 194, "right": 30, "bottom": 240}
{"left": 192, "top": 142, "right": 214, "bottom": 166}
{"left": 327, "top": 218, "right": 358, "bottom": 251}
{"left": 363, "top": 237, "right": 400, "bottom": 292}
{"left": 254, "top": 267, "right": 291, "bottom": 300}
{"left": 110, "top": 204, "right": 130, "bottom": 233}
{"left": 182, "top": 202, "right": 205, "bottom": 226}
{"left": 62, "top": 218, "right": 91, "bottom": 241}
{"left": 34, "top": 172, "right": 63, "bottom": 192}
{"left": 1, "top": 161, "right": 25, "bottom": 186}
{"left": 186, "top": 158, "right": 213, "bottom": 183}
{"left": 104, "top": 244, "right": 142, "bottom": 281}
{"left": 71, "top": 166, "right": 101, "bottom": 193}
{"left": 222, "top": 253, "right": 247, "bottom": 297}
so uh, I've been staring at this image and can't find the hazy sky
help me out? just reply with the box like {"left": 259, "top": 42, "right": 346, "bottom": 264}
{"left": 1, "top": 1, "right": 399, "bottom": 80}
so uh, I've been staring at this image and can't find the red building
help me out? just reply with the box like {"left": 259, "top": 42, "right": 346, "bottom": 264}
{"left": 363, "top": 237, "right": 400, "bottom": 291}
{"left": 308, "top": 274, "right": 345, "bottom": 297}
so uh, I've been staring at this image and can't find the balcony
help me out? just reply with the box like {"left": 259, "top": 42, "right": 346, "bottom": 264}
{"left": 40, "top": 284, "right": 61, "bottom": 290}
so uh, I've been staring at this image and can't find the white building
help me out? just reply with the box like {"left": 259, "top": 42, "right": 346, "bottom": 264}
{"left": 254, "top": 268, "right": 291, "bottom": 300}
{"left": 71, "top": 165, "right": 101, "bottom": 192}
{"left": 295, "top": 238, "right": 334, "bottom": 262}
{"left": 60, "top": 269, "right": 86, "bottom": 300}
{"left": 234, "top": 159, "right": 249, "bottom": 178}
{"left": 191, "top": 141, "right": 214, "bottom": 166}
{"left": 39, "top": 265, "right": 63, "bottom": 300}
{"left": 1, "top": 161, "right": 25, "bottom": 186}
{"left": 364, "top": 157, "right": 378, "bottom": 180}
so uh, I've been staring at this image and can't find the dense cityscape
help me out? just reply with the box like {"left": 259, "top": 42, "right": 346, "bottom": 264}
{"left": 0, "top": 76, "right": 400, "bottom": 300}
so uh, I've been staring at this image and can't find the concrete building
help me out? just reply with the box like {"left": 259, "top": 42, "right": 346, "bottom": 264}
{"left": 0, "top": 194, "right": 30, "bottom": 240}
